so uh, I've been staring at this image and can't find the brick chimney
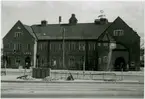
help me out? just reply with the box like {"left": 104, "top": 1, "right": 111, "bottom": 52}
{"left": 69, "top": 14, "right": 78, "bottom": 25}
{"left": 41, "top": 20, "right": 47, "bottom": 26}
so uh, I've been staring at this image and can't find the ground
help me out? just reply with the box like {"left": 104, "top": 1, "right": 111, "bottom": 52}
{"left": 1, "top": 82, "right": 143, "bottom": 98}
{"left": 1, "top": 68, "right": 144, "bottom": 98}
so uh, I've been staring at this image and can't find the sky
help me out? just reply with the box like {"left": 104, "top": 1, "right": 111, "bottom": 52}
{"left": 1, "top": 1, "right": 144, "bottom": 44}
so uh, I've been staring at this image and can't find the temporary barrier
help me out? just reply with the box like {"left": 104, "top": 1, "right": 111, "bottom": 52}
{"left": 32, "top": 68, "right": 50, "bottom": 78}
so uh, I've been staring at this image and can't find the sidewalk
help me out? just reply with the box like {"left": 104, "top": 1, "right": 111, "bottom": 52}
{"left": 1, "top": 75, "right": 143, "bottom": 84}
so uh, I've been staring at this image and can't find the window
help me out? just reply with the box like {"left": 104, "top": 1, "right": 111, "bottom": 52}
{"left": 38, "top": 43, "right": 42, "bottom": 50}
{"left": 113, "top": 29, "right": 124, "bottom": 36}
{"left": 14, "top": 32, "right": 21, "bottom": 37}
{"left": 69, "top": 42, "right": 75, "bottom": 50}
{"left": 103, "top": 43, "right": 108, "bottom": 47}
{"left": 98, "top": 58, "right": 101, "bottom": 64}
{"left": 39, "top": 43, "right": 47, "bottom": 50}
{"left": 13, "top": 44, "right": 16, "bottom": 50}
{"left": 103, "top": 56, "right": 108, "bottom": 63}
{"left": 40, "top": 57, "right": 47, "bottom": 66}
{"left": 88, "top": 43, "right": 96, "bottom": 51}
{"left": 79, "top": 43, "right": 85, "bottom": 51}
{"left": 69, "top": 56, "right": 75, "bottom": 67}
{"left": 50, "top": 43, "right": 56, "bottom": 51}
{"left": 98, "top": 43, "right": 101, "bottom": 46}
{"left": 59, "top": 43, "right": 62, "bottom": 50}
{"left": 13, "top": 44, "right": 21, "bottom": 50}
{"left": 44, "top": 43, "right": 47, "bottom": 50}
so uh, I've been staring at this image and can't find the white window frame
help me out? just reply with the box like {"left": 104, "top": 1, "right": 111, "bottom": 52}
{"left": 113, "top": 29, "right": 124, "bottom": 36}
{"left": 79, "top": 43, "right": 85, "bottom": 51}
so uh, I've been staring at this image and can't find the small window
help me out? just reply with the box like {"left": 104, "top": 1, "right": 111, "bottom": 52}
{"left": 14, "top": 32, "right": 21, "bottom": 37}
{"left": 113, "top": 29, "right": 124, "bottom": 36}
{"left": 98, "top": 43, "right": 101, "bottom": 46}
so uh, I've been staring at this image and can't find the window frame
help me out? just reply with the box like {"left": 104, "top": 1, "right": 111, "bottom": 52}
{"left": 79, "top": 43, "right": 85, "bottom": 51}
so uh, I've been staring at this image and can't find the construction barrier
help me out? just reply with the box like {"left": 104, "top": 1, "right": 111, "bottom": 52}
{"left": 32, "top": 68, "right": 50, "bottom": 78}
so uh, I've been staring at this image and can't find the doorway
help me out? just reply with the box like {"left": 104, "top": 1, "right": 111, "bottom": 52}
{"left": 114, "top": 57, "right": 126, "bottom": 71}
{"left": 25, "top": 56, "right": 31, "bottom": 69}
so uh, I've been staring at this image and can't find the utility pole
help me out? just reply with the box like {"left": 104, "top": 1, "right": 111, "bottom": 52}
{"left": 83, "top": 44, "right": 86, "bottom": 78}
{"left": 62, "top": 28, "right": 65, "bottom": 69}
{"left": 59, "top": 16, "right": 65, "bottom": 69}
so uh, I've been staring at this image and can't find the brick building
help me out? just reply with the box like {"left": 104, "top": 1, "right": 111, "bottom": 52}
{"left": 2, "top": 14, "right": 140, "bottom": 71}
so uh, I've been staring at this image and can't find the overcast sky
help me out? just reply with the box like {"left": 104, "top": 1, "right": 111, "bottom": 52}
{"left": 1, "top": 1, "right": 144, "bottom": 42}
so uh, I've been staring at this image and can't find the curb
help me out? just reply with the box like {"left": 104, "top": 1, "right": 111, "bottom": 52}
{"left": 1, "top": 80, "right": 144, "bottom": 84}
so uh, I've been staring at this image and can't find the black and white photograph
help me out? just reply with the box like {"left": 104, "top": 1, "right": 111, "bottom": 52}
{"left": 1, "top": 0, "right": 144, "bottom": 98}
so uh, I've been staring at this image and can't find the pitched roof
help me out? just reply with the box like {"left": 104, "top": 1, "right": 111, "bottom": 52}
{"left": 31, "top": 23, "right": 112, "bottom": 40}
{"left": 23, "top": 24, "right": 37, "bottom": 39}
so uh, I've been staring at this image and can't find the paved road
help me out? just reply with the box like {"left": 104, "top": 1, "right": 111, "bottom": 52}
{"left": 1, "top": 82, "right": 144, "bottom": 98}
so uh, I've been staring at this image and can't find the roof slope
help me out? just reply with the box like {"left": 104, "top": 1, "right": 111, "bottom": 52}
{"left": 23, "top": 24, "right": 37, "bottom": 39}
{"left": 31, "top": 23, "right": 112, "bottom": 40}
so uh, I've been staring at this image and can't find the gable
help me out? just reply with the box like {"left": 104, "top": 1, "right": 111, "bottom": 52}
{"left": 3, "top": 20, "right": 36, "bottom": 44}
{"left": 3, "top": 20, "right": 36, "bottom": 41}
{"left": 105, "top": 17, "right": 140, "bottom": 45}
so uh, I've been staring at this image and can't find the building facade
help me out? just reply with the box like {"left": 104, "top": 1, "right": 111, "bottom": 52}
{"left": 2, "top": 14, "right": 140, "bottom": 71}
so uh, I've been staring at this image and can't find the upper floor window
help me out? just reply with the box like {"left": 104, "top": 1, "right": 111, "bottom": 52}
{"left": 89, "top": 43, "right": 96, "bottom": 50}
{"left": 39, "top": 42, "right": 47, "bottom": 50}
{"left": 79, "top": 43, "right": 85, "bottom": 51}
{"left": 103, "top": 43, "right": 108, "bottom": 47}
{"left": 113, "top": 29, "right": 124, "bottom": 36}
{"left": 14, "top": 32, "right": 22, "bottom": 37}
{"left": 69, "top": 42, "right": 75, "bottom": 50}
{"left": 13, "top": 43, "right": 21, "bottom": 51}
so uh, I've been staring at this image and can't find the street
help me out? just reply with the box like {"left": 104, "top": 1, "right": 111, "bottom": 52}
{"left": 1, "top": 82, "right": 144, "bottom": 98}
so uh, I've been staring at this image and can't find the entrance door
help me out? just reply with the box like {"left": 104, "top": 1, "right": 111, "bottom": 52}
{"left": 114, "top": 57, "right": 126, "bottom": 71}
{"left": 25, "top": 56, "right": 31, "bottom": 69}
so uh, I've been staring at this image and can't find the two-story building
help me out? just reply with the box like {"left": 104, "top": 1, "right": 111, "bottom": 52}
{"left": 2, "top": 14, "right": 140, "bottom": 71}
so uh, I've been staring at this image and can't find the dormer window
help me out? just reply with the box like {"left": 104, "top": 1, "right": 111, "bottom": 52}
{"left": 113, "top": 29, "right": 124, "bottom": 36}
